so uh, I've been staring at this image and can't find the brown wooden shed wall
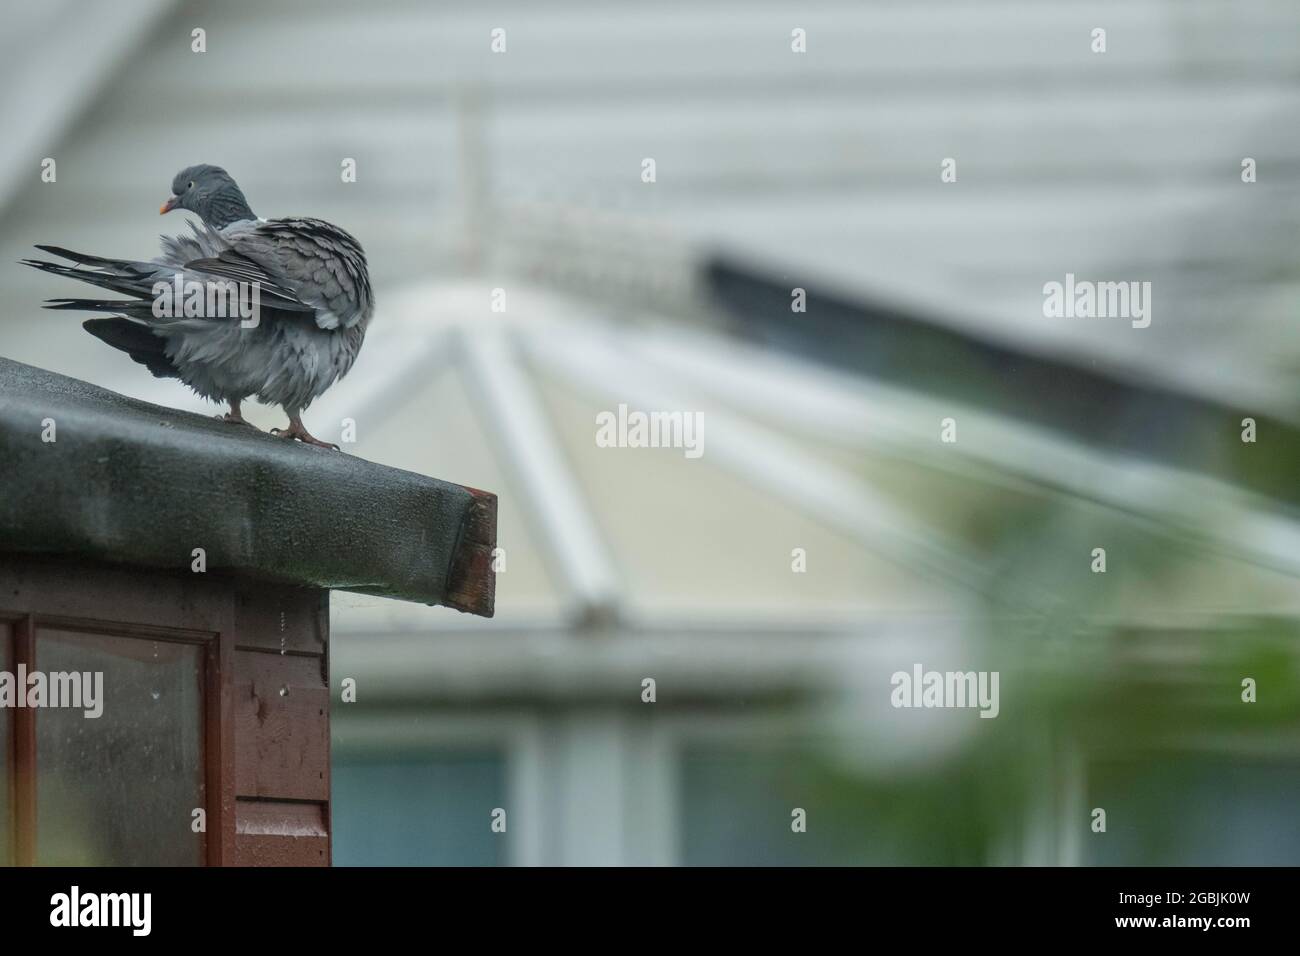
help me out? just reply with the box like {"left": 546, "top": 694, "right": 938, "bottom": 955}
{"left": 0, "top": 556, "right": 331, "bottom": 866}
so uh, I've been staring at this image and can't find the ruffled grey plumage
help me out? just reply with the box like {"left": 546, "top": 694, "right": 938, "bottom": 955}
{"left": 21, "top": 167, "right": 374, "bottom": 447}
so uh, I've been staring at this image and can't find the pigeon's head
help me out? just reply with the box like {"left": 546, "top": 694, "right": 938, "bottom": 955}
{"left": 161, "top": 165, "right": 255, "bottom": 229}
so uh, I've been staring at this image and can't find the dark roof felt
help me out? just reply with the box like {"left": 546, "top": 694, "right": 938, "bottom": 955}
{"left": 0, "top": 357, "right": 495, "bottom": 616}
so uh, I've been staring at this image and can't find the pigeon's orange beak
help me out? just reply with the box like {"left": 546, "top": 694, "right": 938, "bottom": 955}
{"left": 160, "top": 196, "right": 180, "bottom": 214}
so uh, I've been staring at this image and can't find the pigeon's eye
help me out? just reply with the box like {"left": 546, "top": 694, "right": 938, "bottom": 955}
{"left": 188, "top": 181, "right": 195, "bottom": 190}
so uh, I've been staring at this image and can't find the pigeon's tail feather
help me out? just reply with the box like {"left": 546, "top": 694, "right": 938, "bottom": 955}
{"left": 81, "top": 317, "right": 179, "bottom": 380}
{"left": 82, "top": 316, "right": 164, "bottom": 354}
{"left": 44, "top": 297, "right": 159, "bottom": 321}
{"left": 32, "top": 244, "right": 131, "bottom": 268}
{"left": 20, "top": 250, "right": 159, "bottom": 301}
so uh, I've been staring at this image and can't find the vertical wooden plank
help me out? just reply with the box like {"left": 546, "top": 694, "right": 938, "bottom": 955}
{"left": 319, "top": 589, "right": 331, "bottom": 866}
{"left": 206, "top": 612, "right": 237, "bottom": 867}
{"left": 233, "top": 583, "right": 328, "bottom": 654}
{"left": 234, "top": 650, "right": 329, "bottom": 800}
{"left": 217, "top": 617, "right": 237, "bottom": 866}
{"left": 234, "top": 800, "right": 328, "bottom": 865}
{"left": 12, "top": 616, "right": 34, "bottom": 866}
{"left": 232, "top": 585, "right": 331, "bottom": 866}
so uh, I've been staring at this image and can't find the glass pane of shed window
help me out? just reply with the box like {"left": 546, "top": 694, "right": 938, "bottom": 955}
{"left": 34, "top": 629, "right": 205, "bottom": 865}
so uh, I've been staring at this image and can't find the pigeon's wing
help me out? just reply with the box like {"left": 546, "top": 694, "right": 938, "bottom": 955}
{"left": 181, "top": 248, "right": 317, "bottom": 314}
{"left": 24, "top": 216, "right": 372, "bottom": 334}
{"left": 217, "top": 218, "right": 373, "bottom": 330}
{"left": 24, "top": 240, "right": 309, "bottom": 323}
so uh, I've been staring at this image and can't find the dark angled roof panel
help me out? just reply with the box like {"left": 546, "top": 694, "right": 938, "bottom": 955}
{"left": 0, "top": 357, "right": 495, "bottom": 616}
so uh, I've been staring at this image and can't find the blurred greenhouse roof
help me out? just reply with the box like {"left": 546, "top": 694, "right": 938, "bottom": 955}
{"left": 319, "top": 282, "right": 1300, "bottom": 711}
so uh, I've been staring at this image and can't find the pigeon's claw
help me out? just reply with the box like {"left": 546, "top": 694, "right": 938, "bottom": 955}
{"left": 217, "top": 399, "right": 257, "bottom": 427}
{"left": 272, "top": 416, "right": 339, "bottom": 450}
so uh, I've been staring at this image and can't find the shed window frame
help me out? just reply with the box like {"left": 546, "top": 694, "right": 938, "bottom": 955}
{"left": 1, "top": 569, "right": 237, "bottom": 867}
